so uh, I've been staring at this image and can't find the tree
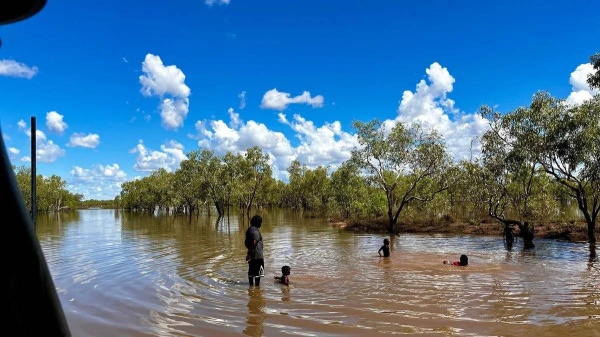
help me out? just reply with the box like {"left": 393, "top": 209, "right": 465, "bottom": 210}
{"left": 148, "top": 168, "right": 174, "bottom": 212}
{"left": 174, "top": 151, "right": 208, "bottom": 217}
{"left": 237, "top": 147, "right": 272, "bottom": 219}
{"left": 329, "top": 162, "right": 364, "bottom": 219}
{"left": 445, "top": 161, "right": 487, "bottom": 223}
{"left": 197, "top": 150, "right": 227, "bottom": 217}
{"left": 13, "top": 166, "right": 82, "bottom": 212}
{"left": 303, "top": 166, "right": 330, "bottom": 214}
{"left": 351, "top": 119, "right": 451, "bottom": 233}
{"left": 588, "top": 52, "right": 600, "bottom": 90}
{"left": 286, "top": 160, "right": 307, "bottom": 210}
{"left": 479, "top": 105, "right": 543, "bottom": 248}
{"left": 221, "top": 152, "right": 243, "bottom": 218}
{"left": 506, "top": 92, "right": 600, "bottom": 257}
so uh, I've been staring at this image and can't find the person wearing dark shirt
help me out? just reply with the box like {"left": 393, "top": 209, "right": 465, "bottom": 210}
{"left": 378, "top": 238, "right": 390, "bottom": 257}
{"left": 245, "top": 215, "right": 265, "bottom": 287}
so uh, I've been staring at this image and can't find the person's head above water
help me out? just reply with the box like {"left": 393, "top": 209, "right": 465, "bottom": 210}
{"left": 250, "top": 215, "right": 262, "bottom": 228}
{"left": 282, "top": 265, "right": 291, "bottom": 276}
{"left": 383, "top": 238, "right": 389, "bottom": 245}
{"left": 459, "top": 254, "right": 468, "bottom": 266}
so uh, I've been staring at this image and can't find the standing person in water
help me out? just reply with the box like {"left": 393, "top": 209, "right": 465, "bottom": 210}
{"left": 245, "top": 215, "right": 265, "bottom": 287}
{"left": 378, "top": 238, "right": 390, "bottom": 257}
{"left": 444, "top": 254, "right": 468, "bottom": 266}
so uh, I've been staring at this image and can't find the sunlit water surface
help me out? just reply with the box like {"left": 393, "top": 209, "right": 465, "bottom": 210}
{"left": 37, "top": 210, "right": 600, "bottom": 336}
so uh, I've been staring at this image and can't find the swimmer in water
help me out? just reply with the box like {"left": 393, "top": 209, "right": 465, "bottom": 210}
{"left": 274, "top": 265, "right": 291, "bottom": 286}
{"left": 443, "top": 254, "right": 468, "bottom": 266}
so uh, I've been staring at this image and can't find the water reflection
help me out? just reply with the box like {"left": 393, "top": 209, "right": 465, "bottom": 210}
{"left": 36, "top": 211, "right": 81, "bottom": 236}
{"left": 37, "top": 209, "right": 600, "bottom": 336}
{"left": 244, "top": 289, "right": 266, "bottom": 337}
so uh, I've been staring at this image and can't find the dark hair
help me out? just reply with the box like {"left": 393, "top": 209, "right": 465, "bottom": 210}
{"left": 383, "top": 238, "right": 389, "bottom": 245}
{"left": 460, "top": 254, "right": 468, "bottom": 266}
{"left": 282, "top": 265, "right": 291, "bottom": 276}
{"left": 250, "top": 215, "right": 262, "bottom": 227}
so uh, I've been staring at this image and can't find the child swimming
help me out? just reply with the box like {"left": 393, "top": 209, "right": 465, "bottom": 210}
{"left": 274, "top": 265, "right": 291, "bottom": 286}
{"left": 443, "top": 254, "right": 468, "bottom": 266}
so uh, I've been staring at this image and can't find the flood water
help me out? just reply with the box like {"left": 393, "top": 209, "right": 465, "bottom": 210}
{"left": 37, "top": 209, "right": 600, "bottom": 336}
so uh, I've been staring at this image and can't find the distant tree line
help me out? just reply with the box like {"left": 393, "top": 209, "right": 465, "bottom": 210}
{"left": 79, "top": 199, "right": 117, "bottom": 209}
{"left": 13, "top": 168, "right": 119, "bottom": 211}
{"left": 117, "top": 94, "right": 599, "bottom": 241}
{"left": 117, "top": 52, "right": 600, "bottom": 256}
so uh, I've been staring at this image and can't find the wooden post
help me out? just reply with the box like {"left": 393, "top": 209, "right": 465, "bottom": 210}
{"left": 31, "top": 116, "right": 36, "bottom": 229}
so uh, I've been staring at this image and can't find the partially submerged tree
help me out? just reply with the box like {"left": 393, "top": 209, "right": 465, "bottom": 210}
{"left": 237, "top": 146, "right": 272, "bottom": 220}
{"left": 479, "top": 105, "right": 541, "bottom": 249}
{"left": 285, "top": 160, "right": 331, "bottom": 214}
{"left": 329, "top": 162, "right": 365, "bottom": 219}
{"left": 173, "top": 151, "right": 207, "bottom": 217}
{"left": 351, "top": 119, "right": 451, "bottom": 233}
{"left": 506, "top": 93, "right": 600, "bottom": 257}
{"left": 445, "top": 160, "right": 487, "bottom": 223}
{"left": 199, "top": 150, "right": 228, "bottom": 217}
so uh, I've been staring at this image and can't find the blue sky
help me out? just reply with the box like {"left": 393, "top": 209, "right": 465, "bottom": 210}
{"left": 1, "top": 0, "right": 598, "bottom": 200}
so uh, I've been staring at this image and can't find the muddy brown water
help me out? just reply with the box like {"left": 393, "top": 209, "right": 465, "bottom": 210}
{"left": 36, "top": 209, "right": 600, "bottom": 336}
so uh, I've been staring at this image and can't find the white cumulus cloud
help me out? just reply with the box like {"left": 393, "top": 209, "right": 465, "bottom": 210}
{"left": 565, "top": 63, "right": 599, "bottom": 106}
{"left": 131, "top": 139, "right": 188, "bottom": 172}
{"left": 195, "top": 107, "right": 357, "bottom": 181}
{"left": 67, "top": 133, "right": 100, "bottom": 148}
{"left": 99, "top": 164, "right": 127, "bottom": 179}
{"left": 71, "top": 164, "right": 127, "bottom": 181}
{"left": 0, "top": 59, "right": 39, "bottom": 79}
{"left": 139, "top": 53, "right": 191, "bottom": 130}
{"left": 8, "top": 147, "right": 20, "bottom": 155}
{"left": 278, "top": 113, "right": 358, "bottom": 166}
{"left": 18, "top": 120, "right": 65, "bottom": 163}
{"left": 69, "top": 164, "right": 128, "bottom": 200}
{"left": 261, "top": 88, "right": 325, "bottom": 111}
{"left": 384, "top": 62, "right": 489, "bottom": 161}
{"left": 36, "top": 140, "right": 65, "bottom": 163}
{"left": 45, "top": 111, "right": 68, "bottom": 134}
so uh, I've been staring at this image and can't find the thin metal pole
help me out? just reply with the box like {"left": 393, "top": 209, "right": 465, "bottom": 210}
{"left": 31, "top": 116, "right": 36, "bottom": 229}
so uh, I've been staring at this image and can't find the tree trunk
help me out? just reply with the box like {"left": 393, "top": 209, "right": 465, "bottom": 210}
{"left": 214, "top": 200, "right": 224, "bottom": 217}
{"left": 574, "top": 194, "right": 596, "bottom": 258}
{"left": 496, "top": 219, "right": 535, "bottom": 249}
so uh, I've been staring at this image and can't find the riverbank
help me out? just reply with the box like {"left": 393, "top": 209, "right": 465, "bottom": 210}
{"left": 332, "top": 219, "right": 592, "bottom": 242}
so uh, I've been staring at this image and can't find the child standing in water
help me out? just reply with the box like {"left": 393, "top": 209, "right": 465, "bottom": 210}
{"left": 378, "top": 238, "right": 390, "bottom": 257}
{"left": 444, "top": 254, "right": 468, "bottom": 266}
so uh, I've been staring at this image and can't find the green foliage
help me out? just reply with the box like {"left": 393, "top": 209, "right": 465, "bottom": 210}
{"left": 329, "top": 162, "right": 364, "bottom": 218}
{"left": 503, "top": 92, "right": 600, "bottom": 245}
{"left": 13, "top": 166, "right": 83, "bottom": 212}
{"left": 588, "top": 52, "right": 600, "bottom": 90}
{"left": 350, "top": 119, "right": 451, "bottom": 232}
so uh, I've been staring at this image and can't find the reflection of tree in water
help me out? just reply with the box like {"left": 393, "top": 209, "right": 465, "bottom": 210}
{"left": 36, "top": 210, "right": 82, "bottom": 237}
{"left": 244, "top": 289, "right": 266, "bottom": 337}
